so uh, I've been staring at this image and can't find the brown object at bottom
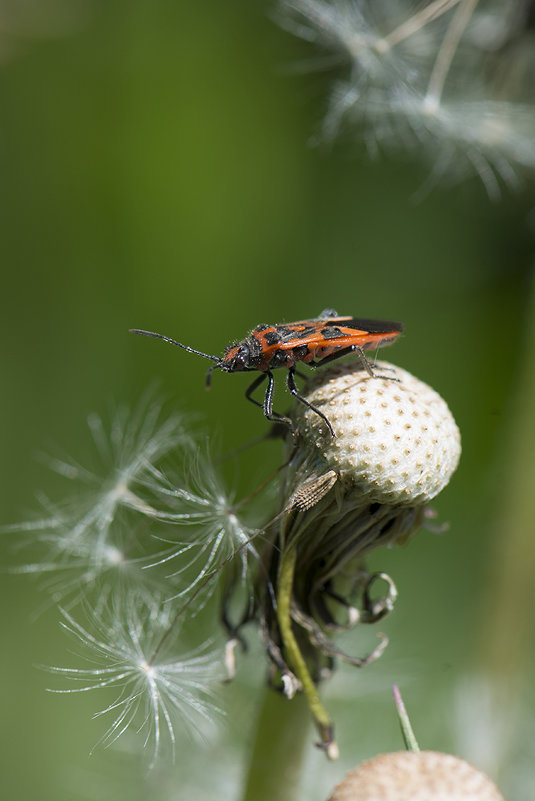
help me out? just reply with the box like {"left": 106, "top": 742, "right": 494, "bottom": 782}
{"left": 327, "top": 751, "right": 505, "bottom": 801}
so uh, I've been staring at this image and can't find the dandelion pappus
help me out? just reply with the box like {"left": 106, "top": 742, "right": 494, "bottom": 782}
{"left": 130, "top": 309, "right": 403, "bottom": 437}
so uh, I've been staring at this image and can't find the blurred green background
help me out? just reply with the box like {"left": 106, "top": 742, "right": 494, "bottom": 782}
{"left": 1, "top": 1, "right": 534, "bottom": 799}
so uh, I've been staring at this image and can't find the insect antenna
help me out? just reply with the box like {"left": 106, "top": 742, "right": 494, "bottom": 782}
{"left": 205, "top": 363, "right": 221, "bottom": 388}
{"left": 130, "top": 329, "right": 220, "bottom": 362}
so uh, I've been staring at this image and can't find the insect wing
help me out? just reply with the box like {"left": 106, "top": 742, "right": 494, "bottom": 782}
{"left": 272, "top": 316, "right": 352, "bottom": 345}
{"left": 275, "top": 317, "right": 402, "bottom": 351}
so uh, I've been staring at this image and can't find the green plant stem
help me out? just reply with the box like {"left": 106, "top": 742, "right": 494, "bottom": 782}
{"left": 276, "top": 544, "right": 337, "bottom": 758}
{"left": 240, "top": 686, "right": 311, "bottom": 801}
{"left": 392, "top": 685, "right": 420, "bottom": 752}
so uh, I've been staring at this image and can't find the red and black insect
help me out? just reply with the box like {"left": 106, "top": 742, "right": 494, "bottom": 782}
{"left": 130, "top": 309, "right": 403, "bottom": 437}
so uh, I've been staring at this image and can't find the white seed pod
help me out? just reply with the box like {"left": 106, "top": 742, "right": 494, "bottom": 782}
{"left": 327, "top": 751, "right": 505, "bottom": 801}
{"left": 290, "top": 361, "right": 461, "bottom": 507}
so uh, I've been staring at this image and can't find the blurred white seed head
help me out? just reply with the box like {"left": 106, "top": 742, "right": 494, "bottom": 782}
{"left": 327, "top": 751, "right": 505, "bottom": 801}
{"left": 47, "top": 597, "right": 223, "bottom": 765}
{"left": 8, "top": 395, "right": 273, "bottom": 758}
{"left": 142, "top": 448, "right": 258, "bottom": 595}
{"left": 6, "top": 398, "right": 255, "bottom": 609}
{"left": 279, "top": 0, "right": 535, "bottom": 194}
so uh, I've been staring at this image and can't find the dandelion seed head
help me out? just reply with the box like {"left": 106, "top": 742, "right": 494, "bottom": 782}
{"left": 143, "top": 449, "right": 259, "bottom": 599}
{"left": 10, "top": 403, "right": 260, "bottom": 611}
{"left": 328, "top": 751, "right": 505, "bottom": 800}
{"left": 291, "top": 361, "right": 460, "bottom": 506}
{"left": 48, "top": 599, "right": 223, "bottom": 764}
{"left": 279, "top": 0, "right": 535, "bottom": 193}
{"left": 101, "top": 544, "right": 125, "bottom": 566}
{"left": 327, "top": 81, "right": 535, "bottom": 194}
{"left": 281, "top": 0, "right": 443, "bottom": 84}
{"left": 257, "top": 362, "right": 461, "bottom": 707}
{"left": 140, "top": 660, "right": 155, "bottom": 677}
{"left": 5, "top": 398, "right": 202, "bottom": 606}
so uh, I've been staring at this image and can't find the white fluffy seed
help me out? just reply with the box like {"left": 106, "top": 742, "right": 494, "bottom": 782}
{"left": 292, "top": 362, "right": 460, "bottom": 506}
{"left": 327, "top": 751, "right": 505, "bottom": 801}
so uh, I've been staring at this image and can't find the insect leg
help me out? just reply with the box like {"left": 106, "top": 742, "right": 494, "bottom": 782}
{"left": 307, "top": 346, "right": 354, "bottom": 368}
{"left": 263, "top": 370, "right": 293, "bottom": 430}
{"left": 287, "top": 367, "right": 335, "bottom": 437}
{"left": 317, "top": 308, "right": 339, "bottom": 319}
{"left": 311, "top": 346, "right": 398, "bottom": 381}
{"left": 245, "top": 372, "right": 293, "bottom": 429}
{"left": 245, "top": 372, "right": 268, "bottom": 410}
{"left": 350, "top": 346, "right": 400, "bottom": 380}
{"left": 350, "top": 345, "right": 374, "bottom": 377}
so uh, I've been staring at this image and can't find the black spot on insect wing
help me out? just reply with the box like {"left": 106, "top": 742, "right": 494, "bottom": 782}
{"left": 269, "top": 349, "right": 294, "bottom": 368}
{"left": 246, "top": 335, "right": 265, "bottom": 364}
{"left": 275, "top": 325, "right": 296, "bottom": 337}
{"left": 320, "top": 326, "right": 343, "bottom": 339}
{"left": 342, "top": 319, "right": 403, "bottom": 334}
{"left": 292, "top": 344, "right": 310, "bottom": 360}
{"left": 263, "top": 330, "right": 282, "bottom": 346}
